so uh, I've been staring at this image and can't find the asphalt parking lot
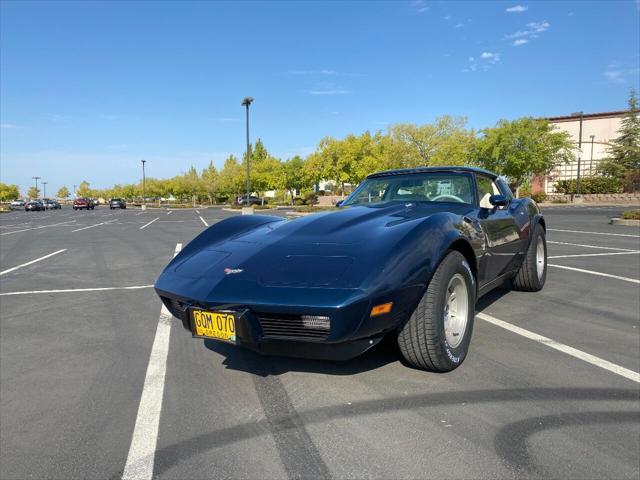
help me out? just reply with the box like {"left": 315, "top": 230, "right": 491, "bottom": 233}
{"left": 1, "top": 205, "right": 639, "bottom": 479}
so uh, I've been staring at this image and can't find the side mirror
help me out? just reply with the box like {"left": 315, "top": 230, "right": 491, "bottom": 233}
{"left": 335, "top": 200, "right": 344, "bottom": 207}
{"left": 489, "top": 194, "right": 509, "bottom": 208}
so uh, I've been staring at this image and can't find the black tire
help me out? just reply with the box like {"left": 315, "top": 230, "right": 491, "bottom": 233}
{"left": 397, "top": 251, "right": 476, "bottom": 372}
{"left": 512, "top": 224, "right": 546, "bottom": 292}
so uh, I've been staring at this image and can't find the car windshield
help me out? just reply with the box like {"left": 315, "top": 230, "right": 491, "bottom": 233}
{"left": 342, "top": 172, "right": 475, "bottom": 207}
{"left": 111, "top": 199, "right": 122, "bottom": 202}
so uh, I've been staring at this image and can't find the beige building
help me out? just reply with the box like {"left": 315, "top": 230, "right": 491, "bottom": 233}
{"left": 535, "top": 110, "right": 625, "bottom": 194}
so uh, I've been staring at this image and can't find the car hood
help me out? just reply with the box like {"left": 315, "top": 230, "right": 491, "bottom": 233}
{"left": 157, "top": 202, "right": 472, "bottom": 303}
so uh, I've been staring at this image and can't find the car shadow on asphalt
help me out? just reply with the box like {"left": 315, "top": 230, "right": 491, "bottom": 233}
{"left": 204, "top": 334, "right": 402, "bottom": 376}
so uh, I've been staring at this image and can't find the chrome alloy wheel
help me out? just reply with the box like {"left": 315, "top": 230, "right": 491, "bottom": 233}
{"left": 536, "top": 238, "right": 545, "bottom": 280}
{"left": 443, "top": 273, "right": 469, "bottom": 348}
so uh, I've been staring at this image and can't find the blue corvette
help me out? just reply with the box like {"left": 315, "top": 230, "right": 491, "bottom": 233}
{"left": 155, "top": 166, "right": 547, "bottom": 372}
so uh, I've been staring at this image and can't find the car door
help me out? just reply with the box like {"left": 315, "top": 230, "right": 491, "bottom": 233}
{"left": 474, "top": 174, "right": 522, "bottom": 284}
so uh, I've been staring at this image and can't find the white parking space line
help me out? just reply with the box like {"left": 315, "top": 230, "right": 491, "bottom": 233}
{"left": 547, "top": 240, "right": 639, "bottom": 252}
{"left": 477, "top": 313, "right": 640, "bottom": 383}
{"left": 0, "top": 220, "right": 77, "bottom": 236}
{"left": 166, "top": 211, "right": 172, "bottom": 215}
{"left": 548, "top": 264, "right": 640, "bottom": 284}
{"left": 136, "top": 212, "right": 145, "bottom": 216}
{"left": 0, "top": 285, "right": 153, "bottom": 296}
{"left": 0, "top": 249, "right": 67, "bottom": 276}
{"left": 548, "top": 251, "right": 640, "bottom": 259}
{"left": 139, "top": 217, "right": 160, "bottom": 230}
{"left": 123, "top": 243, "right": 182, "bottom": 480}
{"left": 548, "top": 228, "right": 640, "bottom": 238}
{"left": 195, "top": 209, "right": 200, "bottom": 214}
{"left": 72, "top": 220, "right": 116, "bottom": 233}
{"left": 199, "top": 216, "right": 208, "bottom": 227}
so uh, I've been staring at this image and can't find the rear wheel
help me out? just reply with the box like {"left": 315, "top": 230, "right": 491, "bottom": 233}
{"left": 512, "top": 224, "right": 546, "bottom": 292}
{"left": 397, "top": 251, "right": 475, "bottom": 372}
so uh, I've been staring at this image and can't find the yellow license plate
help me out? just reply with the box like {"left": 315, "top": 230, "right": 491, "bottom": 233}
{"left": 191, "top": 309, "right": 237, "bottom": 343}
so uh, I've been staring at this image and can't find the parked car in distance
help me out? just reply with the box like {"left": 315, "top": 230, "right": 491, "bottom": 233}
{"left": 10, "top": 199, "right": 26, "bottom": 210}
{"left": 44, "top": 199, "right": 62, "bottom": 210}
{"left": 109, "top": 198, "right": 126, "bottom": 209}
{"left": 236, "top": 194, "right": 263, "bottom": 206}
{"left": 25, "top": 200, "right": 45, "bottom": 211}
{"left": 73, "top": 197, "right": 95, "bottom": 210}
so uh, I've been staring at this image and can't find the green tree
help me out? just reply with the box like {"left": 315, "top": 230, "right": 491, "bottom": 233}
{"left": 27, "top": 186, "right": 39, "bottom": 199}
{"left": 600, "top": 89, "right": 640, "bottom": 191}
{"left": 218, "top": 154, "right": 245, "bottom": 197}
{"left": 201, "top": 161, "right": 219, "bottom": 203}
{"left": 475, "top": 117, "right": 574, "bottom": 195}
{"left": 283, "top": 156, "right": 307, "bottom": 203}
{"left": 387, "top": 116, "right": 475, "bottom": 168}
{"left": 76, "top": 180, "right": 91, "bottom": 197}
{"left": 57, "top": 186, "right": 70, "bottom": 199}
{"left": 0, "top": 183, "right": 20, "bottom": 201}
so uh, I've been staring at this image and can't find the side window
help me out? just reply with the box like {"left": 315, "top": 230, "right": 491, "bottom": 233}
{"left": 476, "top": 175, "right": 500, "bottom": 209}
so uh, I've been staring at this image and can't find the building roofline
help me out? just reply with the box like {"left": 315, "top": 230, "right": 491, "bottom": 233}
{"left": 548, "top": 110, "right": 626, "bottom": 123}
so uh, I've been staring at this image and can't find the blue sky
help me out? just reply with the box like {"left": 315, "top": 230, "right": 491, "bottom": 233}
{"left": 1, "top": 0, "right": 638, "bottom": 195}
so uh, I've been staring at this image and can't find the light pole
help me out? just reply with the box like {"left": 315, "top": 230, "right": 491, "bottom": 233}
{"left": 589, "top": 135, "right": 595, "bottom": 175}
{"left": 241, "top": 96, "right": 253, "bottom": 204}
{"left": 73, "top": 184, "right": 77, "bottom": 197}
{"left": 141, "top": 159, "right": 147, "bottom": 207}
{"left": 32, "top": 176, "right": 41, "bottom": 199}
{"left": 42, "top": 181, "right": 48, "bottom": 199}
{"left": 571, "top": 111, "right": 584, "bottom": 198}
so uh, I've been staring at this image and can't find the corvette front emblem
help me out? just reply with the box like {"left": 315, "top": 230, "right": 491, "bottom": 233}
{"left": 224, "top": 268, "right": 243, "bottom": 275}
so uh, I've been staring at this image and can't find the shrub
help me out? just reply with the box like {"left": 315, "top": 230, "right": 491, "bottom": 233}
{"left": 531, "top": 192, "right": 546, "bottom": 203}
{"left": 551, "top": 196, "right": 569, "bottom": 204}
{"left": 554, "top": 177, "right": 621, "bottom": 194}
{"left": 622, "top": 209, "right": 640, "bottom": 220}
{"left": 303, "top": 191, "right": 318, "bottom": 205}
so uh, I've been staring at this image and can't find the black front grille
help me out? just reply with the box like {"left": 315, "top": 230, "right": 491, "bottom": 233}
{"left": 257, "top": 313, "right": 330, "bottom": 341}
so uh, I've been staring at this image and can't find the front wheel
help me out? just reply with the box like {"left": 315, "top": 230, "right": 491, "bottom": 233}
{"left": 397, "top": 251, "right": 476, "bottom": 372}
{"left": 512, "top": 224, "right": 547, "bottom": 292}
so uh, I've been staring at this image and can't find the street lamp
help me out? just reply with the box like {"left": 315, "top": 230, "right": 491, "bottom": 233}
{"left": 141, "top": 159, "right": 147, "bottom": 207}
{"left": 42, "top": 181, "right": 48, "bottom": 199}
{"left": 73, "top": 184, "right": 77, "bottom": 197}
{"left": 241, "top": 96, "right": 253, "bottom": 204}
{"left": 32, "top": 176, "right": 41, "bottom": 199}
{"left": 589, "top": 135, "right": 595, "bottom": 175}
{"left": 571, "top": 111, "right": 584, "bottom": 198}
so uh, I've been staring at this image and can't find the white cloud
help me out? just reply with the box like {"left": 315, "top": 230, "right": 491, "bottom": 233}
{"left": 444, "top": 15, "right": 452, "bottom": 20}
{"left": 308, "top": 90, "right": 352, "bottom": 95}
{"left": 412, "top": 0, "right": 429, "bottom": 13}
{"left": 604, "top": 71, "right": 625, "bottom": 83}
{"left": 480, "top": 52, "right": 500, "bottom": 63}
{"left": 506, "top": 5, "right": 528, "bottom": 13}
{"left": 527, "top": 21, "right": 550, "bottom": 32}
{"left": 213, "top": 117, "right": 241, "bottom": 122}
{"left": 285, "top": 69, "right": 364, "bottom": 77}
{"left": 455, "top": 23, "right": 465, "bottom": 28}
{"left": 51, "top": 114, "right": 71, "bottom": 123}
{"left": 504, "top": 20, "right": 550, "bottom": 43}
{"left": 513, "top": 39, "right": 528, "bottom": 46}
{"left": 0, "top": 123, "right": 23, "bottom": 129}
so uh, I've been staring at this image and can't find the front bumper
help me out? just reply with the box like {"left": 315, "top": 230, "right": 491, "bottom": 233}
{"left": 155, "top": 287, "right": 410, "bottom": 361}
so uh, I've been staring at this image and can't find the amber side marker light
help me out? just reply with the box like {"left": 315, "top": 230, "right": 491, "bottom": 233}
{"left": 370, "top": 302, "right": 393, "bottom": 317}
